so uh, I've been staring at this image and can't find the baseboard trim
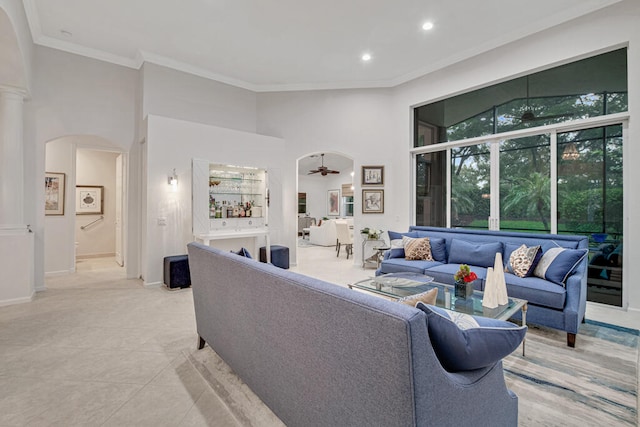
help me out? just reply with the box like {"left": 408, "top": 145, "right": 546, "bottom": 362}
{"left": 45, "top": 269, "right": 73, "bottom": 277}
{"left": 0, "top": 292, "right": 35, "bottom": 307}
{"left": 143, "top": 281, "right": 163, "bottom": 288}
{"left": 76, "top": 252, "right": 116, "bottom": 259}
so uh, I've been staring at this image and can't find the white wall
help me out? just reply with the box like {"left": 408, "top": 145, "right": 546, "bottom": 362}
{"left": 142, "top": 63, "right": 257, "bottom": 134}
{"left": 44, "top": 138, "right": 75, "bottom": 275}
{"left": 257, "top": 89, "right": 395, "bottom": 264}
{"left": 75, "top": 149, "right": 118, "bottom": 257}
{"left": 29, "top": 46, "right": 137, "bottom": 286}
{"left": 142, "top": 114, "right": 288, "bottom": 285}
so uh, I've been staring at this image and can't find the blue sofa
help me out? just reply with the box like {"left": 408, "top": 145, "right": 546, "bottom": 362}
{"left": 376, "top": 226, "right": 588, "bottom": 347}
{"left": 188, "top": 242, "right": 520, "bottom": 426}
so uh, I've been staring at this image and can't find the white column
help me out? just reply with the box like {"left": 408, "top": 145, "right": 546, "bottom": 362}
{"left": 0, "top": 86, "right": 26, "bottom": 227}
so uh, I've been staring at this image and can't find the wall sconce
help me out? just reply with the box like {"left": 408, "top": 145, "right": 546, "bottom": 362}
{"left": 168, "top": 168, "right": 178, "bottom": 190}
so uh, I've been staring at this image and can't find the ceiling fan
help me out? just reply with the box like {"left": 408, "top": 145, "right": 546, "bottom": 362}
{"left": 308, "top": 153, "right": 340, "bottom": 176}
{"left": 515, "top": 76, "right": 574, "bottom": 123}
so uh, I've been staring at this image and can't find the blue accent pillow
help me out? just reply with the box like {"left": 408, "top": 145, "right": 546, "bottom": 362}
{"left": 533, "top": 247, "right": 588, "bottom": 285}
{"left": 414, "top": 233, "right": 447, "bottom": 262}
{"left": 387, "top": 248, "right": 405, "bottom": 259}
{"left": 416, "top": 303, "right": 527, "bottom": 372}
{"left": 232, "top": 247, "right": 253, "bottom": 259}
{"left": 447, "top": 239, "right": 503, "bottom": 268}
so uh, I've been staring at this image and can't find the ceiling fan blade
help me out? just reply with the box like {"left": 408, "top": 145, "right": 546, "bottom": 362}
{"left": 328, "top": 170, "right": 340, "bottom": 174}
{"left": 308, "top": 170, "right": 321, "bottom": 174}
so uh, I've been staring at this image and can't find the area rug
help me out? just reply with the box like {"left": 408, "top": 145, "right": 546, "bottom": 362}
{"left": 503, "top": 320, "right": 638, "bottom": 426}
{"left": 186, "top": 321, "right": 638, "bottom": 426}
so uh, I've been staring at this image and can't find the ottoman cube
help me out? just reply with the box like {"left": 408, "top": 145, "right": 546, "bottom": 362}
{"left": 260, "top": 245, "right": 290, "bottom": 269}
{"left": 163, "top": 255, "right": 191, "bottom": 289}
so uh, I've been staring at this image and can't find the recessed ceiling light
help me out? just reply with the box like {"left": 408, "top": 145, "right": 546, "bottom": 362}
{"left": 361, "top": 53, "right": 372, "bottom": 62}
{"left": 422, "top": 22, "right": 434, "bottom": 31}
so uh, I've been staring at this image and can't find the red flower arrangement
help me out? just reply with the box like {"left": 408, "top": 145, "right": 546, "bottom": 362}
{"left": 454, "top": 264, "right": 478, "bottom": 283}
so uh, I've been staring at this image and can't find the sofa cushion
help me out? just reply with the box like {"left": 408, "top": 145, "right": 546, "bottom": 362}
{"left": 414, "top": 233, "right": 447, "bottom": 262}
{"left": 506, "top": 244, "right": 542, "bottom": 278}
{"left": 533, "top": 247, "right": 588, "bottom": 285}
{"left": 380, "top": 258, "right": 443, "bottom": 275}
{"left": 504, "top": 274, "right": 566, "bottom": 309}
{"left": 416, "top": 303, "right": 527, "bottom": 372}
{"left": 397, "top": 287, "right": 438, "bottom": 307}
{"left": 448, "top": 239, "right": 502, "bottom": 268}
{"left": 403, "top": 236, "right": 433, "bottom": 261}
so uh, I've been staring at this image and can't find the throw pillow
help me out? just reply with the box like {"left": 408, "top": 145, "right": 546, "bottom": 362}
{"left": 447, "top": 239, "right": 503, "bottom": 268}
{"left": 416, "top": 303, "right": 527, "bottom": 372}
{"left": 402, "top": 236, "right": 433, "bottom": 261}
{"left": 533, "top": 247, "right": 588, "bottom": 285}
{"left": 397, "top": 287, "right": 438, "bottom": 307}
{"left": 232, "top": 247, "right": 253, "bottom": 259}
{"left": 506, "top": 244, "right": 542, "bottom": 278}
{"left": 415, "top": 234, "right": 447, "bottom": 262}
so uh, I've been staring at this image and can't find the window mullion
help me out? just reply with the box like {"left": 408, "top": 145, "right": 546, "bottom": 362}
{"left": 550, "top": 131, "right": 558, "bottom": 234}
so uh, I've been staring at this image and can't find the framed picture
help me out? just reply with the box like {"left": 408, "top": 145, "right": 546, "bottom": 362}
{"left": 327, "top": 189, "right": 340, "bottom": 216}
{"left": 362, "top": 189, "right": 384, "bottom": 214}
{"left": 76, "top": 185, "right": 104, "bottom": 215}
{"left": 45, "top": 172, "right": 66, "bottom": 215}
{"left": 362, "top": 165, "right": 384, "bottom": 186}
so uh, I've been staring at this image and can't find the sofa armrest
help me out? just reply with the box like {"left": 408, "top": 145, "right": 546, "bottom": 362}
{"left": 562, "top": 264, "right": 588, "bottom": 334}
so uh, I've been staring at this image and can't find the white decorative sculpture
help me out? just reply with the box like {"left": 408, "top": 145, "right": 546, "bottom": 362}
{"left": 482, "top": 252, "right": 509, "bottom": 308}
{"left": 494, "top": 252, "right": 509, "bottom": 305}
{"left": 482, "top": 267, "right": 499, "bottom": 309}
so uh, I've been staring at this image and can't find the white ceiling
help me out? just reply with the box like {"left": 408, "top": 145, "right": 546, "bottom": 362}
{"left": 22, "top": 0, "right": 622, "bottom": 92}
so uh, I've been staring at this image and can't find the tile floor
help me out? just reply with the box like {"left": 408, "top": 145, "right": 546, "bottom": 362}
{"left": 0, "top": 244, "right": 637, "bottom": 426}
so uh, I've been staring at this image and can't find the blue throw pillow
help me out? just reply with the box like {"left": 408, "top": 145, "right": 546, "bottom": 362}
{"left": 232, "top": 247, "right": 253, "bottom": 259}
{"left": 447, "top": 239, "right": 502, "bottom": 268}
{"left": 414, "top": 234, "right": 447, "bottom": 262}
{"left": 416, "top": 303, "right": 527, "bottom": 372}
{"left": 533, "top": 247, "right": 588, "bottom": 285}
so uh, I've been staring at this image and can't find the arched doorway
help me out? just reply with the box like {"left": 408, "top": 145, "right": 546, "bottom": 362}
{"left": 44, "top": 135, "right": 127, "bottom": 279}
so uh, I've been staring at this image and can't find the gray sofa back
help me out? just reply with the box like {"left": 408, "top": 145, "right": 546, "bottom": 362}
{"left": 188, "top": 242, "right": 518, "bottom": 426}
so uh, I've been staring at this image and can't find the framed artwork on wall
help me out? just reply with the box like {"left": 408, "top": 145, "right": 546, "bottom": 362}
{"left": 76, "top": 185, "right": 104, "bottom": 215}
{"left": 362, "top": 165, "right": 384, "bottom": 186}
{"left": 362, "top": 189, "right": 384, "bottom": 214}
{"left": 327, "top": 189, "right": 340, "bottom": 216}
{"left": 45, "top": 172, "right": 66, "bottom": 215}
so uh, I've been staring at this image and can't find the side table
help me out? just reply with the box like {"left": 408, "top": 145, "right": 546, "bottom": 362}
{"left": 361, "top": 237, "right": 385, "bottom": 268}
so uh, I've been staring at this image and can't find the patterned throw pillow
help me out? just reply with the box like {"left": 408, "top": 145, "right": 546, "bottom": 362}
{"left": 402, "top": 236, "right": 433, "bottom": 261}
{"left": 507, "top": 244, "right": 542, "bottom": 278}
{"left": 397, "top": 287, "right": 438, "bottom": 307}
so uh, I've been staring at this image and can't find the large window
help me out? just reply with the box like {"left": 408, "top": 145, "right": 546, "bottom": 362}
{"left": 412, "top": 49, "right": 627, "bottom": 307}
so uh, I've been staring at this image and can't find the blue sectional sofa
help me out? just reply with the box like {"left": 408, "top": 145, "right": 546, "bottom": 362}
{"left": 188, "top": 242, "right": 521, "bottom": 426}
{"left": 376, "top": 226, "right": 589, "bottom": 347}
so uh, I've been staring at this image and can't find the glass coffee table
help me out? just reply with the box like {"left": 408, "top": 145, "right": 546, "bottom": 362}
{"left": 349, "top": 272, "right": 528, "bottom": 355}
